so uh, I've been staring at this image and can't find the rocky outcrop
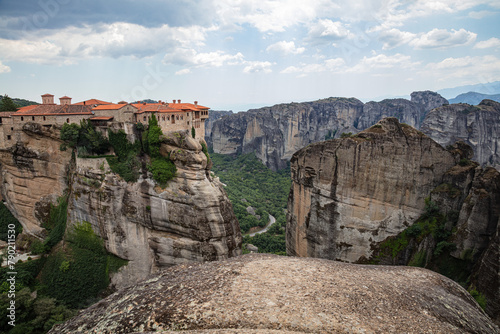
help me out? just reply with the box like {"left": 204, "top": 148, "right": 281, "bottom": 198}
{"left": 205, "top": 110, "right": 232, "bottom": 145}
{"left": 0, "top": 122, "right": 72, "bottom": 236}
{"left": 410, "top": 90, "right": 449, "bottom": 112}
{"left": 211, "top": 98, "right": 364, "bottom": 170}
{"left": 211, "top": 92, "right": 447, "bottom": 170}
{"left": 50, "top": 254, "right": 499, "bottom": 334}
{"left": 286, "top": 119, "right": 500, "bottom": 323}
{"left": 449, "top": 91, "right": 500, "bottom": 105}
{"left": 286, "top": 117, "right": 456, "bottom": 262}
{"left": 421, "top": 99, "right": 500, "bottom": 170}
{"left": 0, "top": 123, "right": 242, "bottom": 288}
{"left": 68, "top": 130, "right": 242, "bottom": 288}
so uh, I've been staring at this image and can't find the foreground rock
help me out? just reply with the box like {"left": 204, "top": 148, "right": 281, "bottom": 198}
{"left": 50, "top": 254, "right": 498, "bottom": 334}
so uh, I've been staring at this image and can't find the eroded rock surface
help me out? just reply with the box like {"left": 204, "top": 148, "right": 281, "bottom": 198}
{"left": 49, "top": 254, "right": 498, "bottom": 334}
{"left": 69, "top": 131, "right": 242, "bottom": 288}
{"left": 286, "top": 117, "right": 456, "bottom": 262}
{"left": 0, "top": 123, "right": 71, "bottom": 236}
{"left": 421, "top": 99, "right": 500, "bottom": 170}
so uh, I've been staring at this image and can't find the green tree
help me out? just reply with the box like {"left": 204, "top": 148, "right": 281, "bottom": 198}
{"left": 0, "top": 95, "right": 19, "bottom": 111}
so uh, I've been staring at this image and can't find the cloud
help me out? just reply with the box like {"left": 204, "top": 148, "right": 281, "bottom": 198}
{"left": 346, "top": 53, "right": 419, "bottom": 73}
{"left": 0, "top": 22, "right": 211, "bottom": 64}
{"left": 0, "top": 60, "right": 10, "bottom": 73}
{"left": 163, "top": 48, "right": 244, "bottom": 68}
{"left": 468, "top": 10, "right": 498, "bottom": 19}
{"left": 243, "top": 61, "right": 273, "bottom": 74}
{"left": 474, "top": 37, "right": 500, "bottom": 49}
{"left": 266, "top": 41, "right": 305, "bottom": 55}
{"left": 409, "top": 28, "right": 477, "bottom": 49}
{"left": 281, "top": 58, "right": 345, "bottom": 75}
{"left": 307, "top": 19, "right": 350, "bottom": 45}
{"left": 214, "top": 0, "right": 338, "bottom": 32}
{"left": 175, "top": 69, "right": 191, "bottom": 75}
{"left": 378, "top": 29, "right": 416, "bottom": 49}
{"left": 423, "top": 55, "right": 500, "bottom": 82}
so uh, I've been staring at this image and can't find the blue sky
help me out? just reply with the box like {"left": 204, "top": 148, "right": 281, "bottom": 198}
{"left": 0, "top": 0, "right": 499, "bottom": 111}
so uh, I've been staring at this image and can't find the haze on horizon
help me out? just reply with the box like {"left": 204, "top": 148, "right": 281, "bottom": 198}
{"left": 0, "top": 0, "right": 499, "bottom": 111}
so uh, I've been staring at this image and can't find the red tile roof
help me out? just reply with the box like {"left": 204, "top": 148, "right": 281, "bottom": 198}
{"left": 73, "top": 99, "right": 112, "bottom": 106}
{"left": 0, "top": 111, "right": 14, "bottom": 117}
{"left": 41, "top": 93, "right": 54, "bottom": 97}
{"left": 92, "top": 104, "right": 131, "bottom": 111}
{"left": 16, "top": 105, "right": 39, "bottom": 113}
{"left": 12, "top": 104, "right": 93, "bottom": 116}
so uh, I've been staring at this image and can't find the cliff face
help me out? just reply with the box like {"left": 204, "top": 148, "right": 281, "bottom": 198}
{"left": 286, "top": 119, "right": 500, "bottom": 322}
{"left": 421, "top": 99, "right": 500, "bottom": 170}
{"left": 50, "top": 254, "right": 498, "bottom": 334}
{"left": 211, "top": 98, "right": 364, "bottom": 170}
{"left": 286, "top": 118, "right": 456, "bottom": 262}
{"left": 0, "top": 124, "right": 242, "bottom": 288}
{"left": 68, "top": 131, "right": 242, "bottom": 288}
{"left": 210, "top": 92, "right": 446, "bottom": 171}
{"left": 204, "top": 110, "right": 232, "bottom": 145}
{"left": 0, "top": 122, "right": 72, "bottom": 236}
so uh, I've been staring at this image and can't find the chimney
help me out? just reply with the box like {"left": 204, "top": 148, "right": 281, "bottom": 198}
{"left": 194, "top": 101, "right": 198, "bottom": 106}
{"left": 172, "top": 100, "right": 176, "bottom": 104}
{"left": 159, "top": 100, "right": 162, "bottom": 104}
{"left": 177, "top": 99, "right": 181, "bottom": 104}
{"left": 41, "top": 93, "right": 55, "bottom": 105}
{"left": 59, "top": 96, "right": 72, "bottom": 105}
{"left": 83, "top": 101, "right": 86, "bottom": 105}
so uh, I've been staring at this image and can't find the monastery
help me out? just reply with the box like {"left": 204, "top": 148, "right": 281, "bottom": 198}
{"left": 0, "top": 94, "right": 209, "bottom": 145}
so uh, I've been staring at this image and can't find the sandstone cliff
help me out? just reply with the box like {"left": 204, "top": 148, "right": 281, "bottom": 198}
{"left": 205, "top": 110, "right": 232, "bottom": 145}
{"left": 0, "top": 124, "right": 242, "bottom": 288}
{"left": 286, "top": 117, "right": 456, "bottom": 262}
{"left": 210, "top": 92, "right": 446, "bottom": 170}
{"left": 421, "top": 99, "right": 500, "bottom": 170}
{"left": 68, "top": 130, "right": 242, "bottom": 287}
{"left": 286, "top": 118, "right": 500, "bottom": 323}
{"left": 0, "top": 122, "right": 72, "bottom": 236}
{"left": 50, "top": 254, "right": 498, "bottom": 334}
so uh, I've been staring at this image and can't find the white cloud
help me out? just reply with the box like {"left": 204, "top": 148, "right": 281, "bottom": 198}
{"left": 266, "top": 41, "right": 305, "bottom": 55}
{"left": 281, "top": 58, "right": 345, "bottom": 75}
{"left": 409, "top": 28, "right": 477, "bottom": 49}
{"left": 307, "top": 19, "right": 350, "bottom": 44}
{"left": 243, "top": 61, "right": 273, "bottom": 74}
{"left": 423, "top": 55, "right": 500, "bottom": 83}
{"left": 0, "top": 60, "right": 10, "bottom": 73}
{"left": 469, "top": 10, "right": 498, "bottom": 19}
{"left": 163, "top": 48, "right": 244, "bottom": 68}
{"left": 378, "top": 29, "right": 416, "bottom": 49}
{"left": 346, "top": 53, "right": 419, "bottom": 73}
{"left": 175, "top": 69, "right": 191, "bottom": 75}
{"left": 0, "top": 22, "right": 211, "bottom": 64}
{"left": 474, "top": 37, "right": 500, "bottom": 49}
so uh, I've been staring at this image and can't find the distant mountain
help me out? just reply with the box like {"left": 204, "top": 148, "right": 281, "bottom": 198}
{"left": 448, "top": 91, "right": 500, "bottom": 105}
{"left": 437, "top": 81, "right": 500, "bottom": 99}
{"left": 0, "top": 95, "right": 39, "bottom": 108}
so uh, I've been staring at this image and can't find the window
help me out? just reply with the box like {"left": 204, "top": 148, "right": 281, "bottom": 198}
{"left": 167, "top": 116, "right": 170, "bottom": 121}
{"left": 0, "top": 118, "right": 2, "bottom": 124}
{"left": 21, "top": 117, "right": 24, "bottom": 121}
{"left": 181, "top": 115, "right": 183, "bottom": 120}
{"left": 162, "top": 116, "right": 165, "bottom": 121}
{"left": 43, "top": 116, "right": 46, "bottom": 121}
{"left": 187, "top": 121, "right": 189, "bottom": 125}
{"left": 32, "top": 116, "right": 35, "bottom": 121}
{"left": 144, "top": 116, "right": 146, "bottom": 121}
{"left": 176, "top": 115, "right": 179, "bottom": 120}
{"left": 66, "top": 118, "right": 70, "bottom": 123}
{"left": 7, "top": 135, "right": 11, "bottom": 140}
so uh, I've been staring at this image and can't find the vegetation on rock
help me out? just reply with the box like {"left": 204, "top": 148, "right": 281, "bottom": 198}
{"left": 0, "top": 202, "right": 23, "bottom": 242}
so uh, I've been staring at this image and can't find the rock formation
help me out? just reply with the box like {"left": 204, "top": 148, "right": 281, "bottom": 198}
{"left": 49, "top": 254, "right": 499, "bottom": 334}
{"left": 69, "top": 130, "right": 242, "bottom": 287}
{"left": 286, "top": 117, "right": 456, "bottom": 262}
{"left": 421, "top": 99, "right": 500, "bottom": 170}
{"left": 205, "top": 109, "right": 232, "bottom": 145}
{"left": 0, "top": 122, "right": 72, "bottom": 236}
{"left": 211, "top": 98, "right": 364, "bottom": 170}
{"left": 210, "top": 92, "right": 446, "bottom": 171}
{"left": 286, "top": 118, "right": 500, "bottom": 323}
{"left": 0, "top": 124, "right": 242, "bottom": 288}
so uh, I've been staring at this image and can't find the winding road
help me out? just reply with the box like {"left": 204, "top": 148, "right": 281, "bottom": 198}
{"left": 248, "top": 214, "right": 276, "bottom": 237}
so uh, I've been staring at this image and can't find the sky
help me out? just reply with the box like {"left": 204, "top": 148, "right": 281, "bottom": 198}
{"left": 0, "top": 0, "right": 499, "bottom": 111}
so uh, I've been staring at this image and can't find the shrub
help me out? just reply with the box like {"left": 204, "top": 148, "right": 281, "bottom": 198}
{"left": 191, "top": 126, "right": 196, "bottom": 138}
{"left": 149, "top": 157, "right": 176, "bottom": 187}
{"left": 469, "top": 288, "right": 487, "bottom": 310}
{"left": 340, "top": 132, "right": 353, "bottom": 138}
{"left": 0, "top": 202, "right": 23, "bottom": 241}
